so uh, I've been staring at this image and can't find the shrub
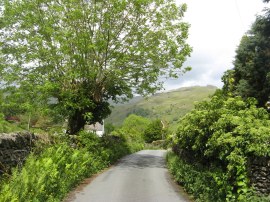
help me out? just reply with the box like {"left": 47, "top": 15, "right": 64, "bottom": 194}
{"left": 167, "top": 151, "right": 226, "bottom": 202}
{"left": 167, "top": 152, "right": 270, "bottom": 202}
{"left": 112, "top": 114, "right": 150, "bottom": 152}
{"left": 0, "top": 113, "right": 23, "bottom": 133}
{"left": 77, "top": 131, "right": 130, "bottom": 164}
{"left": 172, "top": 96, "right": 270, "bottom": 201}
{"left": 0, "top": 142, "right": 105, "bottom": 202}
{"left": 144, "top": 119, "right": 163, "bottom": 143}
{"left": 0, "top": 130, "right": 133, "bottom": 202}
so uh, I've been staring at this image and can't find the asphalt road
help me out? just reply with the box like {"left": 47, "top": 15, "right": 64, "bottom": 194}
{"left": 66, "top": 150, "right": 191, "bottom": 202}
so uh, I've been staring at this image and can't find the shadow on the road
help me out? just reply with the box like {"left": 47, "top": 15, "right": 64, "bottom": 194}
{"left": 118, "top": 153, "right": 166, "bottom": 169}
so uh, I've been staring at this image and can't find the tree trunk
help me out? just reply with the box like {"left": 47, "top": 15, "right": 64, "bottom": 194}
{"left": 67, "top": 110, "right": 86, "bottom": 135}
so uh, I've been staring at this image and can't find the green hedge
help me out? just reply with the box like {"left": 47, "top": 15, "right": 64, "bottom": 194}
{"left": 167, "top": 152, "right": 270, "bottom": 202}
{"left": 171, "top": 96, "right": 270, "bottom": 201}
{"left": 0, "top": 131, "right": 133, "bottom": 202}
{"left": 167, "top": 151, "right": 226, "bottom": 202}
{"left": 0, "top": 114, "right": 150, "bottom": 202}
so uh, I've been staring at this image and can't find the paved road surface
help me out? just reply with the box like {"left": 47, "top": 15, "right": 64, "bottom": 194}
{"left": 66, "top": 150, "right": 191, "bottom": 202}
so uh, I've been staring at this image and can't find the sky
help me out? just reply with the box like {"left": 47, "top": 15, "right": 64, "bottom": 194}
{"left": 162, "top": 0, "right": 268, "bottom": 91}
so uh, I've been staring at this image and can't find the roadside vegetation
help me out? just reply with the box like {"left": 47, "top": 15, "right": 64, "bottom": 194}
{"left": 0, "top": 0, "right": 269, "bottom": 201}
{"left": 0, "top": 0, "right": 190, "bottom": 198}
{"left": 0, "top": 113, "right": 23, "bottom": 133}
{"left": 168, "top": 96, "right": 270, "bottom": 201}
{"left": 0, "top": 129, "right": 140, "bottom": 202}
{"left": 0, "top": 113, "right": 165, "bottom": 202}
{"left": 167, "top": 4, "right": 270, "bottom": 201}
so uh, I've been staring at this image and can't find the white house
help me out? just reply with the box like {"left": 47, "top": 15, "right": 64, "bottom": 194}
{"left": 84, "top": 121, "right": 105, "bottom": 137}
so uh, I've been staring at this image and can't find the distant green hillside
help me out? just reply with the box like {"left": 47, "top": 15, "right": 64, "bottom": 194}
{"left": 106, "top": 85, "right": 217, "bottom": 129}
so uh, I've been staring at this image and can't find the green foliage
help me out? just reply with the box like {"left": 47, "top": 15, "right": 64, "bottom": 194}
{"left": 0, "top": 112, "right": 23, "bottom": 132}
{"left": 127, "top": 107, "right": 152, "bottom": 117}
{"left": 112, "top": 114, "right": 150, "bottom": 152}
{"left": 144, "top": 140, "right": 167, "bottom": 150}
{"left": 144, "top": 119, "right": 163, "bottom": 143}
{"left": 175, "top": 96, "right": 270, "bottom": 158}
{"left": 173, "top": 95, "right": 270, "bottom": 201}
{"left": 100, "top": 135, "right": 131, "bottom": 163}
{"left": 0, "top": 130, "right": 132, "bottom": 202}
{"left": 0, "top": 87, "right": 64, "bottom": 132}
{"left": 0, "top": 143, "right": 103, "bottom": 202}
{"left": 104, "top": 122, "right": 115, "bottom": 135}
{"left": 167, "top": 152, "right": 270, "bottom": 202}
{"left": 77, "top": 131, "right": 131, "bottom": 164}
{"left": 221, "top": 70, "right": 236, "bottom": 97}
{"left": 0, "top": 87, "right": 32, "bottom": 118}
{"left": 106, "top": 86, "right": 217, "bottom": 128}
{"left": 0, "top": 0, "right": 192, "bottom": 134}
{"left": 222, "top": 9, "right": 270, "bottom": 107}
{"left": 0, "top": 113, "right": 11, "bottom": 132}
{"left": 167, "top": 151, "right": 226, "bottom": 202}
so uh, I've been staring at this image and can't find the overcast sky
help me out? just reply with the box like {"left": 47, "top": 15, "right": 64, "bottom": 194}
{"left": 162, "top": 0, "right": 268, "bottom": 91}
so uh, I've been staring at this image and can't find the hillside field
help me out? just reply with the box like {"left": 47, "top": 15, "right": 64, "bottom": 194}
{"left": 106, "top": 85, "right": 217, "bottom": 129}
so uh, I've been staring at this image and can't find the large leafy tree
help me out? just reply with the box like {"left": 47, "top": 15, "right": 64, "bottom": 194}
{"left": 0, "top": 0, "right": 192, "bottom": 134}
{"left": 223, "top": 8, "right": 270, "bottom": 107}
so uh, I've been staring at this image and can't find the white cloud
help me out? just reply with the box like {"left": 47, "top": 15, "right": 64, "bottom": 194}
{"left": 163, "top": 0, "right": 267, "bottom": 91}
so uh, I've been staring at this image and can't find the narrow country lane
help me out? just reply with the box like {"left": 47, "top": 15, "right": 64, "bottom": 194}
{"left": 65, "top": 150, "right": 191, "bottom": 202}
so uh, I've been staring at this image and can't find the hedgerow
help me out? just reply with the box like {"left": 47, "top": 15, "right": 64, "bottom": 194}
{"left": 0, "top": 131, "right": 133, "bottom": 202}
{"left": 167, "top": 151, "right": 226, "bottom": 202}
{"left": 167, "top": 152, "right": 270, "bottom": 202}
{"left": 170, "top": 96, "right": 270, "bottom": 201}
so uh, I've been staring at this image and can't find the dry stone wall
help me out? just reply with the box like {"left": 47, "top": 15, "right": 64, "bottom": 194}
{"left": 0, "top": 132, "right": 38, "bottom": 174}
{"left": 248, "top": 157, "right": 270, "bottom": 195}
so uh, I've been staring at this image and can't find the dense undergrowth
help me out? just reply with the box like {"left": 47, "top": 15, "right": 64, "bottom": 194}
{"left": 0, "top": 113, "right": 24, "bottom": 133}
{"left": 0, "top": 112, "right": 170, "bottom": 202}
{"left": 168, "top": 95, "right": 270, "bottom": 201}
{"left": 0, "top": 131, "right": 135, "bottom": 202}
{"left": 167, "top": 152, "right": 270, "bottom": 202}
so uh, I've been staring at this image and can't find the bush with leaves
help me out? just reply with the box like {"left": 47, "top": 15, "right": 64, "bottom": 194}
{"left": 112, "top": 114, "right": 150, "bottom": 152}
{"left": 144, "top": 119, "right": 164, "bottom": 143}
{"left": 77, "top": 131, "right": 130, "bottom": 164}
{"left": 167, "top": 151, "right": 227, "bottom": 202}
{"left": 104, "top": 122, "right": 115, "bottom": 135}
{"left": 0, "top": 142, "right": 105, "bottom": 202}
{"left": 0, "top": 113, "right": 23, "bottom": 133}
{"left": 167, "top": 151, "right": 270, "bottom": 202}
{"left": 0, "top": 130, "right": 134, "bottom": 202}
{"left": 173, "top": 95, "right": 270, "bottom": 201}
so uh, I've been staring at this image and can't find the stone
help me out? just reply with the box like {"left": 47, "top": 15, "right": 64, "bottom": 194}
{"left": 0, "top": 132, "right": 40, "bottom": 175}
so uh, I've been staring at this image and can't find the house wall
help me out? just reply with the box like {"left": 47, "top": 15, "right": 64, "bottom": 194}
{"left": 96, "top": 131, "right": 103, "bottom": 137}
{"left": 84, "top": 122, "right": 104, "bottom": 137}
